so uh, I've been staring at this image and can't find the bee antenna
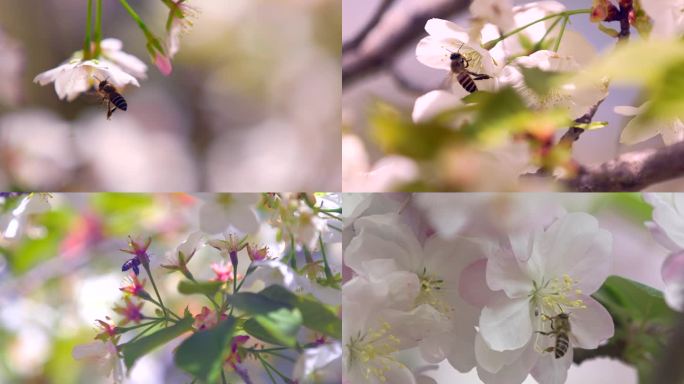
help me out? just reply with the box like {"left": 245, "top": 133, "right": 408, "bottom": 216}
{"left": 458, "top": 41, "right": 465, "bottom": 52}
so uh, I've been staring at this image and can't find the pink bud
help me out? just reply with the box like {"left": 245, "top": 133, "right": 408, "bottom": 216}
{"left": 154, "top": 53, "right": 173, "bottom": 76}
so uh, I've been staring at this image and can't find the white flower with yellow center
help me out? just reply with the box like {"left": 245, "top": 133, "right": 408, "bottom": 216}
{"left": 345, "top": 213, "right": 482, "bottom": 373}
{"left": 500, "top": 50, "right": 608, "bottom": 119}
{"left": 461, "top": 212, "right": 614, "bottom": 384}
{"left": 33, "top": 38, "right": 145, "bottom": 102}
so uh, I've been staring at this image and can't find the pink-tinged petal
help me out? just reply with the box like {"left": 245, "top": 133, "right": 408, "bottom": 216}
{"left": 535, "top": 213, "right": 612, "bottom": 294}
{"left": 530, "top": 347, "right": 573, "bottom": 384}
{"left": 154, "top": 53, "right": 173, "bottom": 76}
{"left": 384, "top": 305, "right": 451, "bottom": 349}
{"left": 476, "top": 340, "right": 538, "bottom": 384}
{"left": 648, "top": 193, "right": 684, "bottom": 249}
{"left": 480, "top": 296, "right": 533, "bottom": 351}
{"left": 662, "top": 251, "right": 684, "bottom": 311}
{"left": 422, "top": 321, "right": 477, "bottom": 372}
{"left": 100, "top": 38, "right": 123, "bottom": 51}
{"left": 460, "top": 258, "right": 498, "bottom": 308}
{"left": 352, "top": 213, "right": 424, "bottom": 271}
{"left": 486, "top": 247, "right": 533, "bottom": 299}
{"left": 645, "top": 221, "right": 682, "bottom": 252}
{"left": 423, "top": 235, "right": 487, "bottom": 283}
{"left": 72, "top": 341, "right": 107, "bottom": 360}
{"left": 474, "top": 333, "right": 525, "bottom": 374}
{"left": 345, "top": 231, "right": 417, "bottom": 277}
{"left": 569, "top": 295, "right": 615, "bottom": 348}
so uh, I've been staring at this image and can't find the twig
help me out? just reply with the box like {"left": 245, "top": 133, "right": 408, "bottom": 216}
{"left": 342, "top": 0, "right": 397, "bottom": 53}
{"left": 567, "top": 140, "right": 684, "bottom": 191}
{"left": 559, "top": 98, "right": 606, "bottom": 145}
{"left": 573, "top": 338, "right": 626, "bottom": 365}
{"left": 342, "top": 0, "right": 470, "bottom": 87}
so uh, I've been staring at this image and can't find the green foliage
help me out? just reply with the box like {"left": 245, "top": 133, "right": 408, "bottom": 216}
{"left": 120, "top": 315, "right": 194, "bottom": 370}
{"left": 259, "top": 285, "right": 341, "bottom": 339}
{"left": 177, "top": 280, "right": 223, "bottom": 296}
{"left": 243, "top": 308, "right": 303, "bottom": 347}
{"left": 89, "top": 194, "right": 155, "bottom": 235}
{"left": 643, "top": 59, "right": 684, "bottom": 121}
{"left": 520, "top": 66, "right": 558, "bottom": 97}
{"left": 174, "top": 317, "right": 237, "bottom": 383}
{"left": 9, "top": 208, "right": 75, "bottom": 274}
{"left": 593, "top": 275, "right": 677, "bottom": 382}
{"left": 592, "top": 193, "right": 653, "bottom": 223}
{"left": 370, "top": 102, "right": 461, "bottom": 160}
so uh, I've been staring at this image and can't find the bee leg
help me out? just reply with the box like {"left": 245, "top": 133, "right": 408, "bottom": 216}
{"left": 469, "top": 72, "right": 492, "bottom": 80}
{"left": 535, "top": 331, "right": 554, "bottom": 336}
{"left": 106, "top": 100, "right": 117, "bottom": 120}
{"left": 543, "top": 346, "right": 556, "bottom": 354}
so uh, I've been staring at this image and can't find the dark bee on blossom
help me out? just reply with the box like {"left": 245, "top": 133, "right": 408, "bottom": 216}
{"left": 446, "top": 43, "right": 491, "bottom": 93}
{"left": 94, "top": 77, "right": 128, "bottom": 120}
{"left": 121, "top": 257, "right": 141, "bottom": 275}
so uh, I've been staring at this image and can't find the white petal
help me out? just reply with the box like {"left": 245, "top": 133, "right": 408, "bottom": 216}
{"left": 100, "top": 38, "right": 123, "bottom": 51}
{"left": 476, "top": 340, "right": 538, "bottom": 384}
{"left": 72, "top": 341, "right": 107, "bottom": 360}
{"left": 645, "top": 221, "right": 682, "bottom": 252}
{"left": 177, "top": 231, "right": 203, "bottom": 257}
{"left": 425, "top": 18, "right": 470, "bottom": 42}
{"left": 352, "top": 213, "right": 424, "bottom": 271}
{"left": 486, "top": 247, "right": 533, "bottom": 299}
{"left": 613, "top": 105, "right": 640, "bottom": 117}
{"left": 619, "top": 115, "right": 660, "bottom": 145}
{"left": 460, "top": 258, "right": 498, "bottom": 308}
{"left": 412, "top": 90, "right": 464, "bottom": 123}
{"left": 416, "top": 36, "right": 453, "bottom": 71}
{"left": 662, "top": 251, "right": 684, "bottom": 311}
{"left": 650, "top": 196, "right": 684, "bottom": 250}
{"left": 569, "top": 295, "right": 614, "bottom": 348}
{"left": 474, "top": 332, "right": 525, "bottom": 374}
{"left": 344, "top": 230, "right": 417, "bottom": 277}
{"left": 530, "top": 347, "right": 573, "bottom": 384}
{"left": 660, "top": 119, "right": 684, "bottom": 145}
{"left": 225, "top": 204, "right": 259, "bottom": 234}
{"left": 480, "top": 296, "right": 533, "bottom": 351}
{"left": 105, "top": 49, "right": 148, "bottom": 79}
{"left": 534, "top": 213, "right": 612, "bottom": 294}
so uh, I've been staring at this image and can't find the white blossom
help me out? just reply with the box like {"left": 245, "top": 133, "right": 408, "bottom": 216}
{"left": 615, "top": 103, "right": 684, "bottom": 145}
{"left": 292, "top": 342, "right": 342, "bottom": 384}
{"left": 1, "top": 194, "right": 51, "bottom": 240}
{"left": 72, "top": 341, "right": 123, "bottom": 384}
{"left": 198, "top": 194, "right": 260, "bottom": 235}
{"left": 33, "top": 39, "right": 145, "bottom": 101}
{"left": 460, "top": 213, "right": 614, "bottom": 384}
{"left": 641, "top": 0, "right": 684, "bottom": 39}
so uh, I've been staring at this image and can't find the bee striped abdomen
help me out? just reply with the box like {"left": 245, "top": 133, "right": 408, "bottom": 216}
{"left": 110, "top": 93, "right": 127, "bottom": 111}
{"left": 555, "top": 333, "right": 569, "bottom": 358}
{"left": 456, "top": 72, "right": 477, "bottom": 93}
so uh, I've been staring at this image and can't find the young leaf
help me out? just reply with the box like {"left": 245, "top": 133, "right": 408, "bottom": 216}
{"left": 229, "top": 292, "right": 294, "bottom": 315}
{"left": 174, "top": 317, "right": 237, "bottom": 383}
{"left": 259, "top": 285, "right": 341, "bottom": 339}
{"left": 243, "top": 307, "right": 302, "bottom": 347}
{"left": 120, "top": 315, "right": 194, "bottom": 370}
{"left": 177, "top": 280, "right": 223, "bottom": 296}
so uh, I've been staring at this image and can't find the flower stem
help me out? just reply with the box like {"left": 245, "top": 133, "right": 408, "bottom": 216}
{"left": 553, "top": 16, "right": 570, "bottom": 52}
{"left": 83, "top": 0, "right": 93, "bottom": 60}
{"left": 257, "top": 354, "right": 291, "bottom": 382}
{"left": 319, "top": 235, "right": 334, "bottom": 282}
{"left": 118, "top": 0, "right": 164, "bottom": 53}
{"left": 93, "top": 0, "right": 103, "bottom": 57}
{"left": 483, "top": 8, "right": 591, "bottom": 49}
{"left": 143, "top": 263, "right": 169, "bottom": 325}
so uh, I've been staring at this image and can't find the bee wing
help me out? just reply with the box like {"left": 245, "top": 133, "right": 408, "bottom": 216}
{"left": 439, "top": 72, "right": 470, "bottom": 99}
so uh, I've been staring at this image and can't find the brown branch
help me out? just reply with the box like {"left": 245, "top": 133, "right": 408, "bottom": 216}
{"left": 342, "top": 0, "right": 397, "bottom": 53}
{"left": 567, "top": 141, "right": 684, "bottom": 191}
{"left": 650, "top": 314, "right": 684, "bottom": 383}
{"left": 342, "top": 0, "right": 470, "bottom": 87}
{"left": 558, "top": 98, "right": 606, "bottom": 145}
{"left": 573, "top": 338, "right": 627, "bottom": 365}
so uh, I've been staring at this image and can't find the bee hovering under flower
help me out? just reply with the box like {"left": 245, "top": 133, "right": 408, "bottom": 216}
{"left": 94, "top": 77, "right": 128, "bottom": 120}
{"left": 120, "top": 236, "right": 152, "bottom": 276}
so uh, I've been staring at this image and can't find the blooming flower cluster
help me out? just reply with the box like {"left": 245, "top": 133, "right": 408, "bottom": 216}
{"left": 343, "top": 194, "right": 616, "bottom": 384}
{"left": 68, "top": 193, "right": 341, "bottom": 384}
{"left": 33, "top": 1, "right": 197, "bottom": 106}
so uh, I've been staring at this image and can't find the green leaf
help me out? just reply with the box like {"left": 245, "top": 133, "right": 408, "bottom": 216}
{"left": 121, "top": 315, "right": 194, "bottom": 370}
{"left": 520, "top": 66, "right": 558, "bottom": 97}
{"left": 243, "top": 307, "right": 302, "bottom": 347}
{"left": 174, "top": 317, "right": 237, "bottom": 383}
{"left": 643, "top": 59, "right": 684, "bottom": 121}
{"left": 259, "top": 285, "right": 341, "bottom": 339}
{"left": 592, "top": 276, "right": 677, "bottom": 382}
{"left": 229, "top": 292, "right": 294, "bottom": 315}
{"left": 177, "top": 280, "right": 223, "bottom": 296}
{"left": 573, "top": 121, "right": 608, "bottom": 131}
{"left": 593, "top": 275, "right": 675, "bottom": 323}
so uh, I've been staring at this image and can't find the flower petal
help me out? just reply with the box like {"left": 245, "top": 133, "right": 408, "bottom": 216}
{"left": 474, "top": 332, "right": 525, "bottom": 374}
{"left": 480, "top": 296, "right": 533, "bottom": 351}
{"left": 569, "top": 295, "right": 614, "bottom": 348}
{"left": 662, "top": 251, "right": 684, "bottom": 311}
{"left": 351, "top": 213, "right": 423, "bottom": 272}
{"left": 530, "top": 347, "right": 573, "bottom": 384}
{"left": 486, "top": 247, "right": 533, "bottom": 299}
{"left": 412, "top": 90, "right": 464, "bottom": 123}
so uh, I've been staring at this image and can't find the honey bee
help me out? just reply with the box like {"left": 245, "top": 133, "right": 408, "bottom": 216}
{"left": 447, "top": 44, "right": 491, "bottom": 93}
{"left": 95, "top": 78, "right": 127, "bottom": 120}
{"left": 536, "top": 312, "right": 572, "bottom": 359}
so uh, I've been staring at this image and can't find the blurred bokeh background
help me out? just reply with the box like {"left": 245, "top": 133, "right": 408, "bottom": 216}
{"left": 0, "top": 0, "right": 341, "bottom": 192}
{"left": 0, "top": 193, "right": 343, "bottom": 383}
{"left": 342, "top": 0, "right": 684, "bottom": 191}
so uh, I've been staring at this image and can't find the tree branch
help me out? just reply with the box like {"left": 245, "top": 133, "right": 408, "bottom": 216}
{"left": 559, "top": 98, "right": 606, "bottom": 145}
{"left": 573, "top": 338, "right": 626, "bottom": 365}
{"left": 342, "top": 0, "right": 397, "bottom": 53}
{"left": 342, "top": 0, "right": 470, "bottom": 87}
{"left": 567, "top": 141, "right": 684, "bottom": 191}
